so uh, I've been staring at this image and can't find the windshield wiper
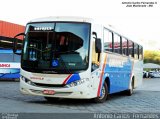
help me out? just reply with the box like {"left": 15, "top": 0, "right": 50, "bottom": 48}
{"left": 58, "top": 57, "right": 72, "bottom": 74}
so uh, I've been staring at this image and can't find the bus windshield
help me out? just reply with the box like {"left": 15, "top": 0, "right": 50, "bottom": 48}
{"left": 22, "top": 22, "right": 90, "bottom": 74}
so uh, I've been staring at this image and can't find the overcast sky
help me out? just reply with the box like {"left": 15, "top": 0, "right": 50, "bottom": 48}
{"left": 0, "top": 0, "right": 160, "bottom": 50}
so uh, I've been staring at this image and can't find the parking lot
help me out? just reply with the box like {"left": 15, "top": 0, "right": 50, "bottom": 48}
{"left": 0, "top": 78, "right": 160, "bottom": 114}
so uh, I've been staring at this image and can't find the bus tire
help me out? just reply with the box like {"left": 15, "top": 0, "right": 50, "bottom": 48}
{"left": 94, "top": 82, "right": 108, "bottom": 103}
{"left": 126, "top": 79, "right": 134, "bottom": 96}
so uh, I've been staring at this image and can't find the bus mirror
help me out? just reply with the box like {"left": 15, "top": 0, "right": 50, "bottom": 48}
{"left": 92, "top": 32, "right": 97, "bottom": 39}
{"left": 95, "top": 38, "right": 102, "bottom": 53}
{"left": 13, "top": 33, "right": 25, "bottom": 55}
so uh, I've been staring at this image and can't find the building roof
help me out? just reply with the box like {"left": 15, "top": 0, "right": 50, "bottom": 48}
{"left": 143, "top": 63, "right": 160, "bottom": 69}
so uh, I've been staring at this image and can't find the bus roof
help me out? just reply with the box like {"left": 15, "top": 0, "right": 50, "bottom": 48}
{"left": 28, "top": 16, "right": 143, "bottom": 47}
{"left": 29, "top": 16, "right": 93, "bottom": 23}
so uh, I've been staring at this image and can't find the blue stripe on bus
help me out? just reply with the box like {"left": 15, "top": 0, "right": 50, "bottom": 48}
{"left": 65, "top": 74, "right": 81, "bottom": 84}
{"left": 102, "top": 58, "right": 133, "bottom": 94}
{"left": 0, "top": 73, "right": 20, "bottom": 79}
{"left": 0, "top": 68, "right": 20, "bottom": 79}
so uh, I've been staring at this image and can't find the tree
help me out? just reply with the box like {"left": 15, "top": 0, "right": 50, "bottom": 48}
{"left": 144, "top": 50, "right": 160, "bottom": 65}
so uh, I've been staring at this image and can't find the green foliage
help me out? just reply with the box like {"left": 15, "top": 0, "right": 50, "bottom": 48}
{"left": 144, "top": 50, "right": 160, "bottom": 65}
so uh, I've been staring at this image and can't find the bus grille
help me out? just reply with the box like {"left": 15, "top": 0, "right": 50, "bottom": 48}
{"left": 33, "top": 82, "right": 65, "bottom": 88}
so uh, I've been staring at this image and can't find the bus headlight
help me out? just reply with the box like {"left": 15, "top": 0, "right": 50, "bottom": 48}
{"left": 21, "top": 76, "right": 35, "bottom": 86}
{"left": 66, "top": 78, "right": 89, "bottom": 87}
{"left": 21, "top": 76, "right": 26, "bottom": 81}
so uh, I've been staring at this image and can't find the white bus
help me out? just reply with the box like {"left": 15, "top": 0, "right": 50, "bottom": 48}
{"left": 0, "top": 37, "right": 21, "bottom": 80}
{"left": 13, "top": 17, "right": 143, "bottom": 103}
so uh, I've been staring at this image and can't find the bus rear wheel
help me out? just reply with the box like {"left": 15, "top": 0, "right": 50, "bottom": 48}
{"left": 94, "top": 82, "right": 108, "bottom": 103}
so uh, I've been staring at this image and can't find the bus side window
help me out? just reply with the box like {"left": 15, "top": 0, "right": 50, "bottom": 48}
{"left": 113, "top": 33, "right": 121, "bottom": 54}
{"left": 91, "top": 38, "right": 101, "bottom": 72}
{"left": 0, "top": 50, "right": 13, "bottom": 62}
{"left": 104, "top": 29, "right": 113, "bottom": 52}
{"left": 134, "top": 43, "right": 138, "bottom": 59}
{"left": 128, "top": 40, "right": 134, "bottom": 58}
{"left": 122, "top": 37, "right": 128, "bottom": 56}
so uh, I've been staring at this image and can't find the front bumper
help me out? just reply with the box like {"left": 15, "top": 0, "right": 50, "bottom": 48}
{"left": 20, "top": 78, "right": 94, "bottom": 99}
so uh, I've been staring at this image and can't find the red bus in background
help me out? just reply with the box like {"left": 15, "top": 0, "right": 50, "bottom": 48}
{"left": 0, "top": 20, "right": 25, "bottom": 80}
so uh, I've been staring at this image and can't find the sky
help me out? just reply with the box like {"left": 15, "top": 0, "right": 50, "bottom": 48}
{"left": 0, "top": 0, "right": 160, "bottom": 50}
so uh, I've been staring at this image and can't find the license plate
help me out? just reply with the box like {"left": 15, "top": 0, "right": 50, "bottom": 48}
{"left": 43, "top": 90, "right": 55, "bottom": 95}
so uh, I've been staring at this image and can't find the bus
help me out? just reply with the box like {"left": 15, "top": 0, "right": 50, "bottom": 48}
{"left": 0, "top": 36, "right": 22, "bottom": 79}
{"left": 0, "top": 20, "right": 24, "bottom": 80}
{"left": 13, "top": 17, "right": 143, "bottom": 103}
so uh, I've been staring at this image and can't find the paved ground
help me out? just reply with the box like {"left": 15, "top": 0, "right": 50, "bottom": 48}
{"left": 0, "top": 78, "right": 160, "bottom": 114}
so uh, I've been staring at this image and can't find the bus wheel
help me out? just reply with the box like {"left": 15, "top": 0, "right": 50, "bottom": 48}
{"left": 94, "top": 82, "right": 108, "bottom": 103}
{"left": 126, "top": 79, "right": 134, "bottom": 96}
